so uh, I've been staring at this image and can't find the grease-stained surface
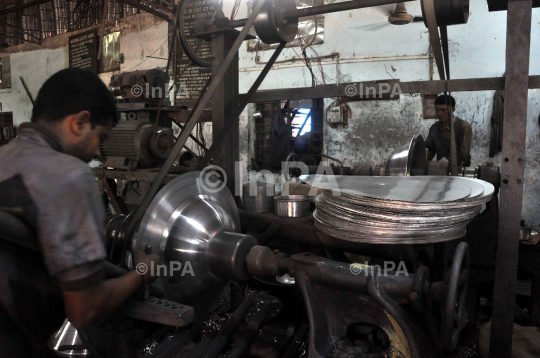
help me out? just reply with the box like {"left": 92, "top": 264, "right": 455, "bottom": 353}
{"left": 383, "top": 310, "right": 412, "bottom": 358}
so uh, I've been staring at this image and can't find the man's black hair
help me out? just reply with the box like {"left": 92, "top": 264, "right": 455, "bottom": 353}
{"left": 434, "top": 94, "right": 456, "bottom": 107}
{"left": 31, "top": 68, "right": 117, "bottom": 127}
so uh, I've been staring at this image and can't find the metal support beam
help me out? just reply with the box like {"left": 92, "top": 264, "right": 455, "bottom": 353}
{"left": 211, "top": 31, "right": 240, "bottom": 198}
{"left": 122, "top": 0, "right": 173, "bottom": 21}
{"left": 489, "top": 0, "right": 533, "bottom": 356}
{"left": 243, "top": 76, "right": 540, "bottom": 102}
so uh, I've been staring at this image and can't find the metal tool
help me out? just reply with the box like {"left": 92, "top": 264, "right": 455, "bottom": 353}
{"left": 19, "top": 76, "right": 34, "bottom": 105}
{"left": 274, "top": 195, "right": 311, "bottom": 218}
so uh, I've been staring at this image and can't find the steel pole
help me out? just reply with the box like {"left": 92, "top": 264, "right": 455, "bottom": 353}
{"left": 489, "top": 0, "right": 533, "bottom": 356}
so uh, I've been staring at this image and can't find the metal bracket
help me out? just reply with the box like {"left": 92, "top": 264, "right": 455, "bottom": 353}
{"left": 115, "top": 296, "right": 195, "bottom": 327}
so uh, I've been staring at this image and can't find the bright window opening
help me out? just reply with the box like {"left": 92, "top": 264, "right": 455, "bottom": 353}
{"left": 291, "top": 108, "right": 312, "bottom": 137}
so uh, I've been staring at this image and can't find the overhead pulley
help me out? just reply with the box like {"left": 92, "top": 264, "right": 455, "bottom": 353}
{"left": 254, "top": 0, "right": 299, "bottom": 44}
{"left": 420, "top": 0, "right": 469, "bottom": 27}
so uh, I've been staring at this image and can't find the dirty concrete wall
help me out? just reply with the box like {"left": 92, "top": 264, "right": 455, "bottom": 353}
{"left": 236, "top": 1, "right": 540, "bottom": 229}
{"left": 0, "top": 48, "right": 67, "bottom": 125}
{"left": 0, "top": 14, "right": 169, "bottom": 124}
{"left": 524, "top": 91, "right": 540, "bottom": 229}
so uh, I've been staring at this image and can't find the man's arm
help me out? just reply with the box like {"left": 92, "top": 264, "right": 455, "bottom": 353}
{"left": 63, "top": 270, "right": 141, "bottom": 329}
{"left": 63, "top": 253, "right": 160, "bottom": 329}
{"left": 39, "top": 171, "right": 161, "bottom": 329}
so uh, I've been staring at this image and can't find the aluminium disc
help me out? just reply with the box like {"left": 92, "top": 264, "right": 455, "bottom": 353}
{"left": 300, "top": 176, "right": 476, "bottom": 202}
{"left": 133, "top": 171, "right": 240, "bottom": 309}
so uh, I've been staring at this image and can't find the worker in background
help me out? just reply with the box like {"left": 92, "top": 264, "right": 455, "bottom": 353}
{"left": 425, "top": 94, "right": 472, "bottom": 167}
{"left": 0, "top": 68, "right": 160, "bottom": 357}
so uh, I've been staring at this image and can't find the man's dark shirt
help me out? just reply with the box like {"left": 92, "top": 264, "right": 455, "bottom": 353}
{"left": 0, "top": 122, "right": 107, "bottom": 355}
{"left": 425, "top": 116, "right": 473, "bottom": 167}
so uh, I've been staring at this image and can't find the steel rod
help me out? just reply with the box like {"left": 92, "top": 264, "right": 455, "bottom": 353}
{"left": 228, "top": 0, "right": 413, "bottom": 28}
{"left": 201, "top": 298, "right": 255, "bottom": 358}
{"left": 19, "top": 76, "right": 35, "bottom": 105}
{"left": 226, "top": 301, "right": 270, "bottom": 358}
{"left": 175, "top": 121, "right": 209, "bottom": 153}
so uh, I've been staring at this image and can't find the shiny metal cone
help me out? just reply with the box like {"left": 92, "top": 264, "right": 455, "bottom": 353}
{"left": 47, "top": 319, "right": 88, "bottom": 357}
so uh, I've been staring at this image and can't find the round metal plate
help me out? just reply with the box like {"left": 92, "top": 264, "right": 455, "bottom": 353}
{"left": 300, "top": 176, "right": 476, "bottom": 202}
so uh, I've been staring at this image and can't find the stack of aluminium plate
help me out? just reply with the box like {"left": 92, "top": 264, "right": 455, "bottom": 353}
{"left": 299, "top": 175, "right": 494, "bottom": 244}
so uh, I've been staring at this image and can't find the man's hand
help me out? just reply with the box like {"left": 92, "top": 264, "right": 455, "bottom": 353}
{"left": 64, "top": 253, "right": 161, "bottom": 329}
{"left": 134, "top": 251, "right": 162, "bottom": 284}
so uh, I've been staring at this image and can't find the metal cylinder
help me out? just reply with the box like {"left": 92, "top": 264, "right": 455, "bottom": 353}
{"left": 426, "top": 0, "right": 469, "bottom": 26}
{"left": 459, "top": 166, "right": 478, "bottom": 178}
{"left": 274, "top": 195, "right": 311, "bottom": 218}
{"left": 242, "top": 183, "right": 275, "bottom": 213}
{"left": 207, "top": 231, "right": 258, "bottom": 281}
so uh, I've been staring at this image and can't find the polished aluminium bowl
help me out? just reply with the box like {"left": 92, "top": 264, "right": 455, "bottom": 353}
{"left": 133, "top": 171, "right": 241, "bottom": 311}
{"left": 386, "top": 135, "right": 428, "bottom": 176}
{"left": 274, "top": 195, "right": 311, "bottom": 218}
